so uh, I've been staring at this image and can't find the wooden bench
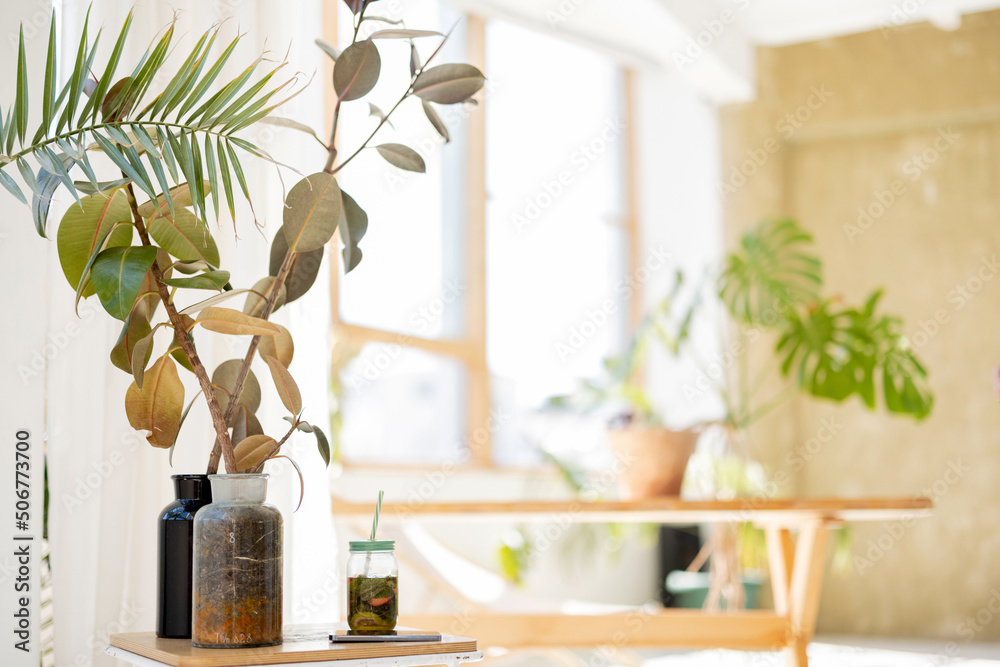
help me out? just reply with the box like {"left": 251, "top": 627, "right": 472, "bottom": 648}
{"left": 331, "top": 496, "right": 932, "bottom": 667}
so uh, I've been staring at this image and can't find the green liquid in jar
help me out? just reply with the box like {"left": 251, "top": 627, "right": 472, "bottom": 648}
{"left": 348, "top": 575, "right": 398, "bottom": 634}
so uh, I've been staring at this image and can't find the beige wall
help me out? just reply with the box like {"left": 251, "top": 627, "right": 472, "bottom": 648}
{"left": 720, "top": 10, "right": 1000, "bottom": 640}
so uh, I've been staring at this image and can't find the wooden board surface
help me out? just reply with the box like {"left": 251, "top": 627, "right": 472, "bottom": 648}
{"left": 331, "top": 496, "right": 932, "bottom": 525}
{"left": 109, "top": 624, "right": 478, "bottom": 667}
{"left": 399, "top": 611, "right": 790, "bottom": 650}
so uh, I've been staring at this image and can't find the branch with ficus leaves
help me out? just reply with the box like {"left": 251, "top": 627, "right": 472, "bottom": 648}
{"left": 0, "top": 1, "right": 484, "bottom": 495}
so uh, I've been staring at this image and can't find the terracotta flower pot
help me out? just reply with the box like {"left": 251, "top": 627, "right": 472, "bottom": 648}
{"left": 607, "top": 426, "right": 698, "bottom": 499}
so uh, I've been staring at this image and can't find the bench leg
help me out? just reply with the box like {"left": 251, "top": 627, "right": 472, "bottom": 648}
{"left": 787, "top": 521, "right": 829, "bottom": 667}
{"left": 771, "top": 520, "right": 828, "bottom": 667}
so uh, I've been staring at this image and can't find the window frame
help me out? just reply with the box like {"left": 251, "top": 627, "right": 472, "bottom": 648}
{"left": 323, "top": 8, "right": 642, "bottom": 468}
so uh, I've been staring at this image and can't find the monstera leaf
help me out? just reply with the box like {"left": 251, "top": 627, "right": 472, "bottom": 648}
{"left": 719, "top": 219, "right": 822, "bottom": 324}
{"left": 775, "top": 291, "right": 933, "bottom": 419}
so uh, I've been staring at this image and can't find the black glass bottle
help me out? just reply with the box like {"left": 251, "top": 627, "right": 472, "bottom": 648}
{"left": 157, "top": 474, "right": 212, "bottom": 638}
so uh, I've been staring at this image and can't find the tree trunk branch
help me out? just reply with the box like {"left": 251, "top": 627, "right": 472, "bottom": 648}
{"left": 122, "top": 181, "right": 237, "bottom": 474}
{"left": 207, "top": 250, "right": 297, "bottom": 473}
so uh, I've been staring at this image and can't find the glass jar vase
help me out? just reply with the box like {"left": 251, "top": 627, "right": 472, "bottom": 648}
{"left": 347, "top": 541, "right": 398, "bottom": 634}
{"left": 192, "top": 474, "right": 282, "bottom": 648}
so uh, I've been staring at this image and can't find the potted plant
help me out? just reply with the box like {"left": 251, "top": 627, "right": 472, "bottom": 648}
{"left": 679, "top": 218, "right": 934, "bottom": 609}
{"left": 0, "top": 0, "right": 483, "bottom": 646}
{"left": 547, "top": 219, "right": 933, "bottom": 607}
{"left": 548, "top": 277, "right": 703, "bottom": 498}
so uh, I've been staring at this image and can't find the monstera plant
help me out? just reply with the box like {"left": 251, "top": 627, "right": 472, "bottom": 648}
{"left": 1, "top": 2, "right": 484, "bottom": 481}
{"left": 717, "top": 218, "right": 933, "bottom": 426}
{"left": 545, "top": 217, "right": 932, "bottom": 609}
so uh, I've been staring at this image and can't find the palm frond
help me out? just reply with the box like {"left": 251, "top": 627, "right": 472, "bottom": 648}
{"left": 0, "top": 11, "right": 299, "bottom": 235}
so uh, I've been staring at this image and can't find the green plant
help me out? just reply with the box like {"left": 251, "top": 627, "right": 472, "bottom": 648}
{"left": 1, "top": 2, "right": 484, "bottom": 488}
{"left": 545, "top": 219, "right": 932, "bottom": 608}
{"left": 552, "top": 219, "right": 932, "bottom": 430}
{"left": 718, "top": 218, "right": 933, "bottom": 427}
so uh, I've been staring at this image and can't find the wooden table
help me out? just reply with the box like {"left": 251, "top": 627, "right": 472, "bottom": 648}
{"left": 331, "top": 496, "right": 933, "bottom": 667}
{"left": 106, "top": 624, "right": 482, "bottom": 667}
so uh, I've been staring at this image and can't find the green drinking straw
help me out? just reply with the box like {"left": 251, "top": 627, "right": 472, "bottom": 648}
{"left": 363, "top": 490, "right": 384, "bottom": 576}
{"left": 370, "top": 490, "right": 383, "bottom": 540}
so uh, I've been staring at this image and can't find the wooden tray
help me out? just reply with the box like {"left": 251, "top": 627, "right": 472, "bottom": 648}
{"left": 109, "top": 624, "right": 479, "bottom": 667}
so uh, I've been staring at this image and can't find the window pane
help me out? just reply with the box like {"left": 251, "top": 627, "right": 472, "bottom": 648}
{"left": 336, "top": 0, "right": 467, "bottom": 340}
{"left": 485, "top": 21, "right": 627, "bottom": 465}
{"left": 339, "top": 344, "right": 467, "bottom": 464}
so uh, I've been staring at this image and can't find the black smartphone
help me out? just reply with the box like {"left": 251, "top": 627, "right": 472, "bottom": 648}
{"left": 330, "top": 631, "right": 443, "bottom": 643}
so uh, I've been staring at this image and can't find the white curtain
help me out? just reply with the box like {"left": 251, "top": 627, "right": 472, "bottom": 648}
{"left": 41, "top": 2, "right": 338, "bottom": 666}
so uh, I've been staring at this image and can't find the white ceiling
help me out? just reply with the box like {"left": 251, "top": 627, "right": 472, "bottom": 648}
{"left": 452, "top": 0, "right": 1000, "bottom": 103}
{"left": 731, "top": 0, "right": 1000, "bottom": 45}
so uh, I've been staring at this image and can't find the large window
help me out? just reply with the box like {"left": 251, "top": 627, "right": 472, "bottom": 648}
{"left": 330, "top": 3, "right": 635, "bottom": 467}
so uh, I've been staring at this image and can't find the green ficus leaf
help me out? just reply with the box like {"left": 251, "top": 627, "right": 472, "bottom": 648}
{"left": 213, "top": 358, "right": 262, "bottom": 414}
{"left": 264, "top": 354, "right": 302, "bottom": 416}
{"left": 422, "top": 100, "right": 450, "bottom": 143}
{"left": 376, "top": 143, "right": 426, "bottom": 173}
{"left": 333, "top": 40, "right": 381, "bottom": 102}
{"left": 90, "top": 245, "right": 158, "bottom": 321}
{"left": 56, "top": 190, "right": 134, "bottom": 297}
{"left": 282, "top": 172, "right": 342, "bottom": 253}
{"left": 197, "top": 307, "right": 279, "bottom": 337}
{"left": 162, "top": 270, "right": 230, "bottom": 290}
{"left": 233, "top": 434, "right": 276, "bottom": 472}
{"left": 244, "top": 276, "right": 287, "bottom": 319}
{"left": 147, "top": 208, "right": 220, "bottom": 266}
{"left": 130, "top": 329, "right": 157, "bottom": 389}
{"left": 259, "top": 323, "right": 294, "bottom": 368}
{"left": 368, "top": 29, "right": 443, "bottom": 39}
{"left": 230, "top": 404, "right": 264, "bottom": 447}
{"left": 413, "top": 64, "right": 486, "bottom": 105}
{"left": 124, "top": 355, "right": 185, "bottom": 449}
{"left": 110, "top": 314, "right": 153, "bottom": 375}
{"left": 314, "top": 425, "right": 331, "bottom": 467}
{"left": 269, "top": 231, "right": 324, "bottom": 303}
{"left": 340, "top": 190, "right": 368, "bottom": 273}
